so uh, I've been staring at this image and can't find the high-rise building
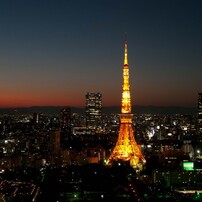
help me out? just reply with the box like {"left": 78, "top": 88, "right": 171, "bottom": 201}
{"left": 85, "top": 92, "right": 102, "bottom": 133}
{"left": 60, "top": 108, "right": 71, "bottom": 128}
{"left": 33, "top": 112, "right": 40, "bottom": 124}
{"left": 198, "top": 93, "right": 202, "bottom": 132}
{"left": 107, "top": 39, "right": 146, "bottom": 170}
{"left": 50, "top": 127, "right": 60, "bottom": 154}
{"left": 60, "top": 108, "right": 72, "bottom": 149}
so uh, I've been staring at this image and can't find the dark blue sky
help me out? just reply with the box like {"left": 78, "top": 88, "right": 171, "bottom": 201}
{"left": 0, "top": 0, "right": 201, "bottom": 107}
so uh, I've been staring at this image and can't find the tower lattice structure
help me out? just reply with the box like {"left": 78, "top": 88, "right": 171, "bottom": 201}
{"left": 107, "top": 40, "right": 146, "bottom": 169}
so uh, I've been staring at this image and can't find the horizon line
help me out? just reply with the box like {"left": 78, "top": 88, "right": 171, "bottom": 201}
{"left": 0, "top": 105, "right": 197, "bottom": 109}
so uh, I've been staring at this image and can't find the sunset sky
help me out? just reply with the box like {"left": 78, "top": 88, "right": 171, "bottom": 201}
{"left": 0, "top": 0, "right": 202, "bottom": 108}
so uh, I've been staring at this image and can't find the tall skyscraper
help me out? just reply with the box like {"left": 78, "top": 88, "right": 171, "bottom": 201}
{"left": 107, "top": 39, "right": 146, "bottom": 170}
{"left": 50, "top": 128, "right": 60, "bottom": 152}
{"left": 33, "top": 112, "right": 40, "bottom": 124}
{"left": 198, "top": 93, "right": 202, "bottom": 132}
{"left": 60, "top": 108, "right": 71, "bottom": 128}
{"left": 85, "top": 92, "right": 102, "bottom": 133}
{"left": 60, "top": 108, "right": 72, "bottom": 149}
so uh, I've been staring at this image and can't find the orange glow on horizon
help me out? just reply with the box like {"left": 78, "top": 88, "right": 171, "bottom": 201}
{"left": 0, "top": 95, "right": 84, "bottom": 108}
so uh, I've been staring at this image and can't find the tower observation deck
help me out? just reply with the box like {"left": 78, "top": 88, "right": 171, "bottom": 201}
{"left": 106, "top": 39, "right": 146, "bottom": 170}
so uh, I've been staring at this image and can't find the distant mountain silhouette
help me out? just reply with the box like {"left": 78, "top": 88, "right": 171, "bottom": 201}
{"left": 0, "top": 106, "right": 84, "bottom": 116}
{"left": 0, "top": 105, "right": 197, "bottom": 116}
{"left": 103, "top": 105, "right": 197, "bottom": 115}
{"left": 135, "top": 105, "right": 195, "bottom": 115}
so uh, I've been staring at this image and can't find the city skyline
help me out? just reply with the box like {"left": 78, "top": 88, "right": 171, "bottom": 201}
{"left": 0, "top": 0, "right": 202, "bottom": 108}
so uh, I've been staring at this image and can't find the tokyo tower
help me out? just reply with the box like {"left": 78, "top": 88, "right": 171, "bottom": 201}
{"left": 106, "top": 39, "right": 146, "bottom": 169}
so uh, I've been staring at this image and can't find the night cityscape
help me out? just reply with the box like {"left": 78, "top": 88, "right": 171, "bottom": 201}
{"left": 1, "top": 0, "right": 202, "bottom": 202}
{"left": 0, "top": 93, "right": 202, "bottom": 202}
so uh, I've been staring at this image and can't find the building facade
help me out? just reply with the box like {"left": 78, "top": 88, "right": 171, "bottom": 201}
{"left": 60, "top": 108, "right": 71, "bottom": 128}
{"left": 85, "top": 92, "right": 102, "bottom": 133}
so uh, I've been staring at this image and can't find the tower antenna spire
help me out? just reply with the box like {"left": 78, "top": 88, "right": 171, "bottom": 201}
{"left": 124, "top": 33, "right": 128, "bottom": 65}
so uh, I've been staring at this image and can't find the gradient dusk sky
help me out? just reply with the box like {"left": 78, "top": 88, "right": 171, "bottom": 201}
{"left": 0, "top": 0, "right": 202, "bottom": 108}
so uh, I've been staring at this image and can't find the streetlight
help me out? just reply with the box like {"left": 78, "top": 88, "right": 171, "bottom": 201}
{"left": 197, "top": 150, "right": 200, "bottom": 157}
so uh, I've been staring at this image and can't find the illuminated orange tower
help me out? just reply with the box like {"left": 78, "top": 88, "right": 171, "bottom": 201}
{"left": 107, "top": 39, "right": 146, "bottom": 169}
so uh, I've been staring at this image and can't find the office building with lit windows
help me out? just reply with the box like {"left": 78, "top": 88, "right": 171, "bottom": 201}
{"left": 85, "top": 92, "right": 102, "bottom": 133}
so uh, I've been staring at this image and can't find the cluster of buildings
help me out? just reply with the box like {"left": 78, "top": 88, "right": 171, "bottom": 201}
{"left": 0, "top": 92, "right": 201, "bottom": 201}
{"left": 0, "top": 92, "right": 201, "bottom": 169}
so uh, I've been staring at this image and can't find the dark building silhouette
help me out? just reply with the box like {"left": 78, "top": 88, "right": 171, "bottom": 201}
{"left": 60, "top": 108, "right": 71, "bottom": 128}
{"left": 60, "top": 108, "right": 72, "bottom": 149}
{"left": 33, "top": 112, "right": 40, "bottom": 124}
{"left": 198, "top": 93, "right": 202, "bottom": 132}
{"left": 50, "top": 127, "right": 60, "bottom": 165}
